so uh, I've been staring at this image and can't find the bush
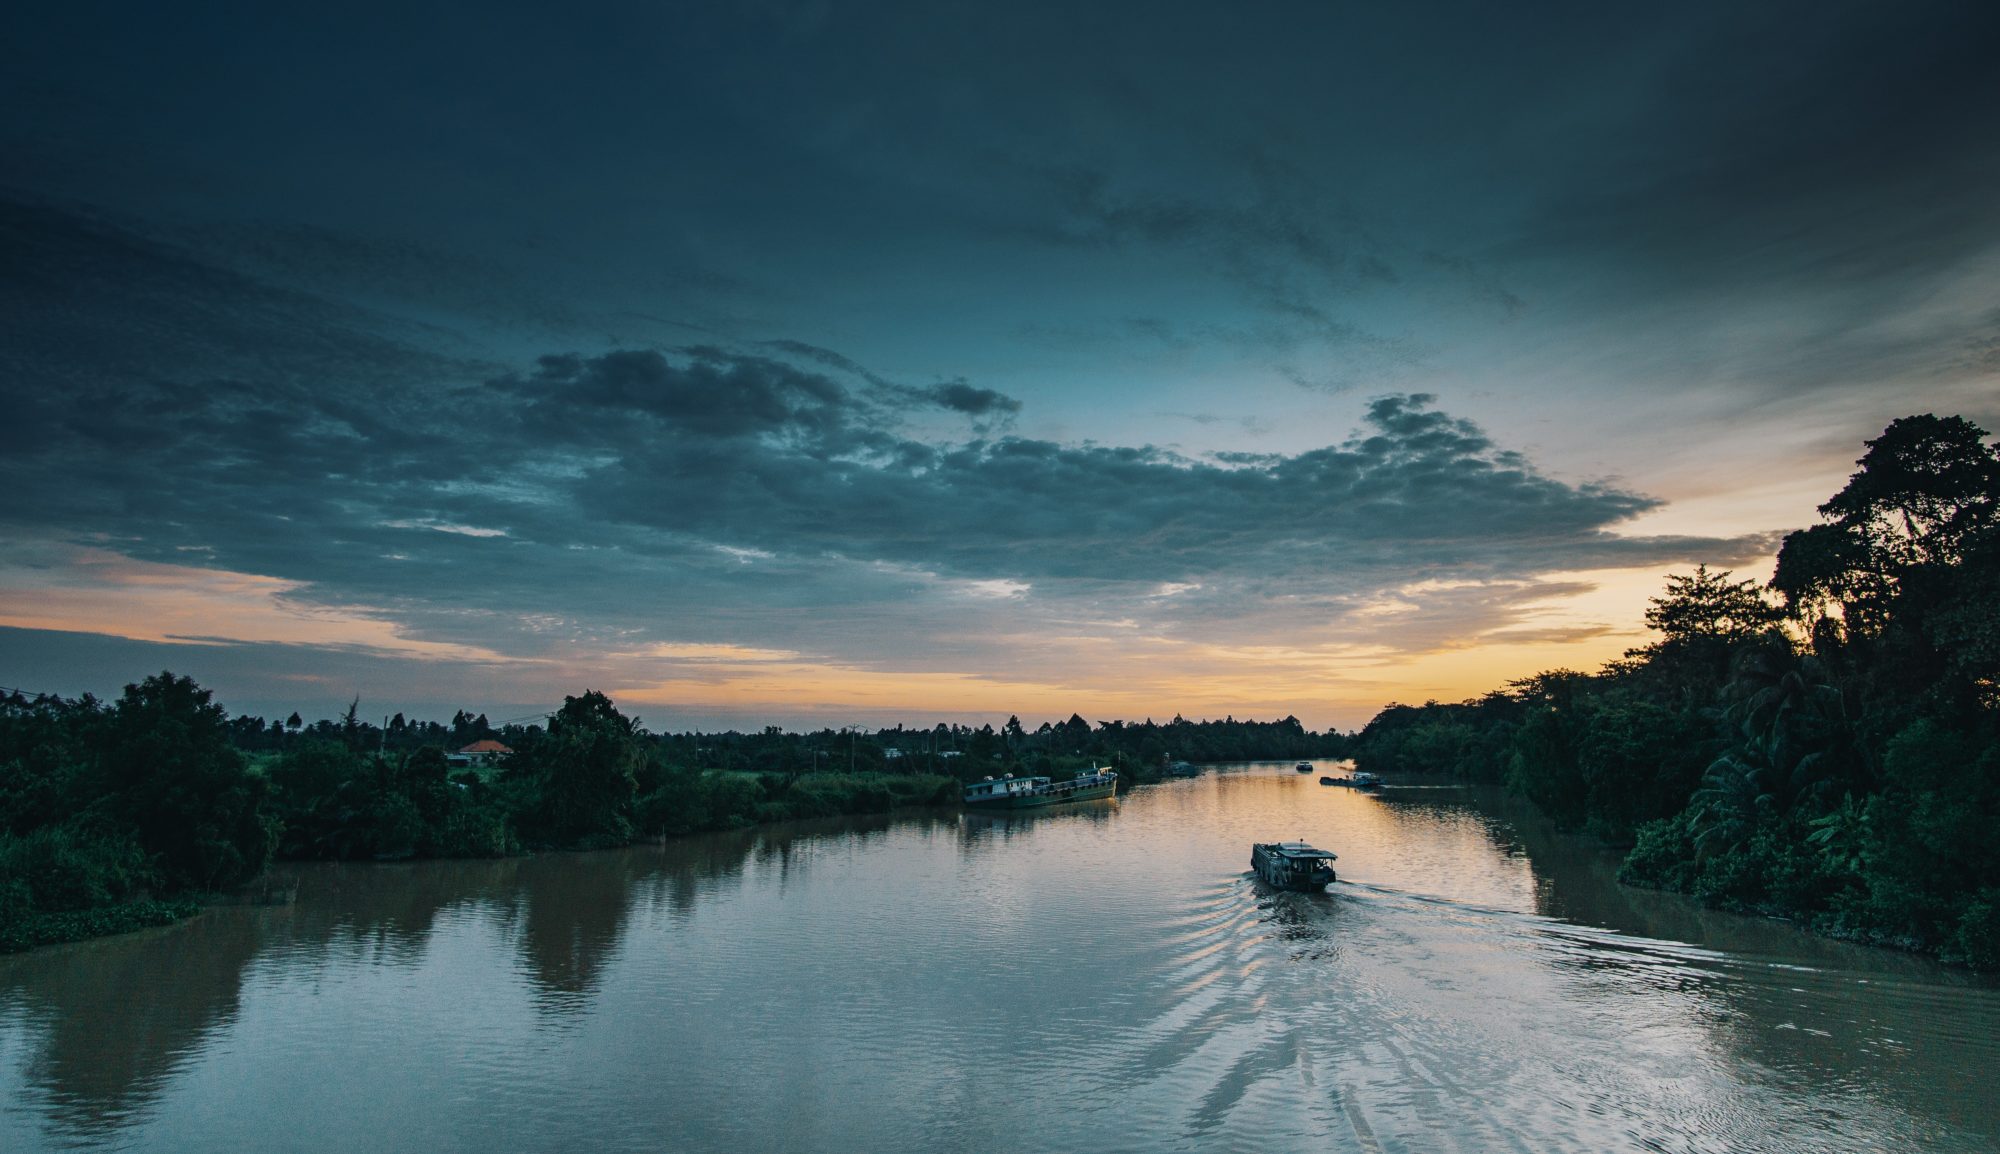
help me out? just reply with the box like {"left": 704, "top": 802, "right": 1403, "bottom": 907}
{"left": 0, "top": 898, "right": 202, "bottom": 953}
{"left": 0, "top": 825, "right": 154, "bottom": 913}
{"left": 1619, "top": 815, "right": 1698, "bottom": 891}
{"left": 1947, "top": 890, "right": 2000, "bottom": 970}
{"left": 438, "top": 801, "right": 517, "bottom": 857}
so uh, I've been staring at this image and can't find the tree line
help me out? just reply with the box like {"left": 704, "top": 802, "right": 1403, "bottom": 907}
{"left": 1347, "top": 414, "right": 2000, "bottom": 969}
{"left": 1, "top": 675, "right": 1340, "bottom": 950}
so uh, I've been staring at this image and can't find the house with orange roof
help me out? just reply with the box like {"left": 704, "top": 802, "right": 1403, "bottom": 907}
{"left": 452, "top": 739, "right": 514, "bottom": 768}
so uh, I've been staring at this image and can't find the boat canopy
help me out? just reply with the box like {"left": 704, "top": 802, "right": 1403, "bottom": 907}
{"left": 1268, "top": 842, "right": 1338, "bottom": 860}
{"left": 962, "top": 775, "right": 1051, "bottom": 799}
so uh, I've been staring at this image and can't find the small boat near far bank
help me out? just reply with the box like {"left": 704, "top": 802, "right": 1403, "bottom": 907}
{"left": 1320, "top": 768, "right": 1384, "bottom": 788}
{"left": 1251, "top": 841, "right": 1338, "bottom": 892}
{"left": 963, "top": 767, "right": 1118, "bottom": 810}
{"left": 1295, "top": 761, "right": 1314, "bottom": 773}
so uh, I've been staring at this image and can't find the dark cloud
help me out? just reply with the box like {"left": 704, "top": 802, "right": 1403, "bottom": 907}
{"left": 1006, "top": 162, "right": 1451, "bottom": 386}
{"left": 923, "top": 381, "right": 1021, "bottom": 417}
{"left": 0, "top": 205, "right": 1763, "bottom": 649}
{"left": 1159, "top": 412, "right": 1271, "bottom": 437}
{"left": 0, "top": 197, "right": 489, "bottom": 393}
{"left": 0, "top": 202, "right": 1764, "bottom": 667}
{"left": 0, "top": 626, "right": 548, "bottom": 725}
{"left": 508, "top": 347, "right": 852, "bottom": 440}
{"left": 745, "top": 342, "right": 1023, "bottom": 428}
{"left": 757, "top": 340, "right": 893, "bottom": 387}
{"left": 1509, "top": 4, "right": 2000, "bottom": 292}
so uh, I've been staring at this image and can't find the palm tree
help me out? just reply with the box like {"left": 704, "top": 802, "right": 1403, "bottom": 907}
{"left": 1687, "top": 750, "right": 1771, "bottom": 861}
{"left": 1714, "top": 635, "right": 1871, "bottom": 811}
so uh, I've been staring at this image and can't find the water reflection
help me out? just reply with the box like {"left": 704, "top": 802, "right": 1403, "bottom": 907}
{"left": 508, "top": 853, "right": 647, "bottom": 1016}
{"left": 0, "top": 911, "right": 264, "bottom": 1140}
{"left": 627, "top": 827, "right": 759, "bottom": 923}
{"left": 955, "top": 797, "right": 1118, "bottom": 846}
{"left": 285, "top": 858, "right": 517, "bottom": 961}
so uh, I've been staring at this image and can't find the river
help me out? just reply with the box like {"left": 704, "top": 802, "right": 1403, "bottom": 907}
{"left": 2, "top": 764, "right": 1996, "bottom": 1152}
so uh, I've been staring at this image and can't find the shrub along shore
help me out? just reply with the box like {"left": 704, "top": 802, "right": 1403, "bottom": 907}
{"left": 1347, "top": 415, "right": 2000, "bottom": 970}
{"left": 1, "top": 676, "right": 1342, "bottom": 952}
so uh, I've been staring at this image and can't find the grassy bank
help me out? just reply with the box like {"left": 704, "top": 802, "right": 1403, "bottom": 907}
{"left": 0, "top": 898, "right": 204, "bottom": 953}
{"left": 748, "top": 772, "right": 959, "bottom": 823}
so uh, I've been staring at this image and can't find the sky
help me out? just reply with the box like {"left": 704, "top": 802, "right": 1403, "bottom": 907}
{"left": 2, "top": 0, "right": 1997, "bottom": 730}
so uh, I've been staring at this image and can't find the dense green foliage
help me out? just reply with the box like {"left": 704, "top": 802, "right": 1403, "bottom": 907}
{"left": 1350, "top": 415, "right": 2000, "bottom": 968}
{"left": 0, "top": 674, "right": 273, "bottom": 949}
{"left": 5, "top": 670, "right": 1334, "bottom": 949}
{"left": 268, "top": 741, "right": 516, "bottom": 861}
{"left": 0, "top": 896, "right": 203, "bottom": 953}
{"left": 646, "top": 712, "right": 1341, "bottom": 784}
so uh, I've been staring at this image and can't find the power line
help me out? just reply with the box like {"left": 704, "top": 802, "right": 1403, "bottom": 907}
{"left": 0, "top": 684, "right": 64, "bottom": 701}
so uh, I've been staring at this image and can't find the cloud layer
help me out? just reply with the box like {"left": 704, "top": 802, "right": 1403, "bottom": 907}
{"left": 8, "top": 1, "right": 1989, "bottom": 719}
{"left": 0, "top": 197, "right": 1774, "bottom": 723}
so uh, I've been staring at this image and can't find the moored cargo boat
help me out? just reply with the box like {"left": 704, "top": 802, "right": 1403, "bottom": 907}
{"left": 1251, "top": 841, "right": 1338, "bottom": 891}
{"left": 963, "top": 767, "right": 1118, "bottom": 810}
{"left": 1324, "top": 771, "right": 1383, "bottom": 790}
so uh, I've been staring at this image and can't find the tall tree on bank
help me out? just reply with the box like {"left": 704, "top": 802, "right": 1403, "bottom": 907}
{"left": 504, "top": 691, "right": 644, "bottom": 848}
{"left": 1642, "top": 565, "right": 1783, "bottom": 648}
{"left": 93, "top": 673, "right": 274, "bottom": 891}
{"left": 1774, "top": 413, "right": 2000, "bottom": 640}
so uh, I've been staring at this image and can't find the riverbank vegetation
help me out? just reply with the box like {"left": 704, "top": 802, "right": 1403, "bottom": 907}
{"left": 2, "top": 673, "right": 1339, "bottom": 950}
{"left": 1349, "top": 415, "right": 2000, "bottom": 969}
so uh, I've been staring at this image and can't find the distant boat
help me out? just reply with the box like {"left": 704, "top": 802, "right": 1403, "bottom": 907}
{"left": 1164, "top": 760, "right": 1200, "bottom": 777}
{"left": 1295, "top": 761, "right": 1314, "bottom": 773}
{"left": 963, "top": 767, "right": 1117, "bottom": 810}
{"left": 1251, "top": 841, "right": 1338, "bottom": 892}
{"left": 1324, "top": 772, "right": 1383, "bottom": 791}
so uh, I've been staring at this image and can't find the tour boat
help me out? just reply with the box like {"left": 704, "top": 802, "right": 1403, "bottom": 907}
{"left": 962, "top": 767, "right": 1117, "bottom": 810}
{"left": 1251, "top": 841, "right": 1338, "bottom": 892}
{"left": 1325, "top": 771, "right": 1383, "bottom": 790}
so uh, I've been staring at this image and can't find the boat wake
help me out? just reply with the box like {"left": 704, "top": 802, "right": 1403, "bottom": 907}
{"left": 1087, "top": 869, "right": 2000, "bottom": 1153}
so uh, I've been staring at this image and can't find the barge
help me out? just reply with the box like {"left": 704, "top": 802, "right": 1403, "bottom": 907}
{"left": 963, "top": 767, "right": 1118, "bottom": 810}
{"left": 1251, "top": 841, "right": 1338, "bottom": 892}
